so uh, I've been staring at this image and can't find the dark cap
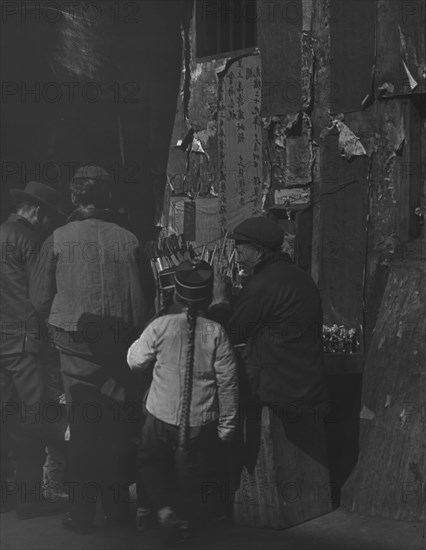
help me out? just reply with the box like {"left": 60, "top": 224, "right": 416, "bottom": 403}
{"left": 73, "top": 165, "right": 110, "bottom": 181}
{"left": 174, "top": 259, "right": 213, "bottom": 303}
{"left": 229, "top": 216, "right": 284, "bottom": 248}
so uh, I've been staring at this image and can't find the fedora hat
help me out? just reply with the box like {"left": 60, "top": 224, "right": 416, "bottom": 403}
{"left": 10, "top": 181, "right": 61, "bottom": 214}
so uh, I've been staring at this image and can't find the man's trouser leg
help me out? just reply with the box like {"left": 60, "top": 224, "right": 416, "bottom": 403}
{"left": 98, "top": 398, "right": 132, "bottom": 522}
{"left": 0, "top": 353, "right": 46, "bottom": 515}
{"left": 60, "top": 353, "right": 100, "bottom": 528}
{"left": 0, "top": 359, "right": 18, "bottom": 510}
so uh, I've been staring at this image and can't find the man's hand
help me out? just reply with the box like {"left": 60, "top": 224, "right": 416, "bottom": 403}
{"left": 212, "top": 264, "right": 232, "bottom": 305}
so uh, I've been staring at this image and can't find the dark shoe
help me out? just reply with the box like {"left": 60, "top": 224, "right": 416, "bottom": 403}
{"left": 161, "top": 513, "right": 189, "bottom": 547}
{"left": 62, "top": 514, "right": 94, "bottom": 534}
{"left": 135, "top": 507, "right": 153, "bottom": 532}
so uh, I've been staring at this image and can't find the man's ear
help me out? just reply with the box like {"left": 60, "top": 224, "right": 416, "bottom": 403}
{"left": 71, "top": 193, "right": 78, "bottom": 205}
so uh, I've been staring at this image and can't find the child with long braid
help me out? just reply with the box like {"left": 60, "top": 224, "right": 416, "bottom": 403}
{"left": 127, "top": 259, "right": 239, "bottom": 546}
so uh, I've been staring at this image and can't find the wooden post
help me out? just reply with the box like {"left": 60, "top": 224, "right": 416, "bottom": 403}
{"left": 342, "top": 256, "right": 426, "bottom": 521}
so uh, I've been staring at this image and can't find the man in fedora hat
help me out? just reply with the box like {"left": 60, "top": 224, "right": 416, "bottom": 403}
{"left": 0, "top": 181, "right": 62, "bottom": 519}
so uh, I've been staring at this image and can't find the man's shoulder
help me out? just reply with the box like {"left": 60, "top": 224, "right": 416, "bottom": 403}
{"left": 111, "top": 224, "right": 139, "bottom": 242}
{"left": 55, "top": 219, "right": 139, "bottom": 242}
{"left": 262, "top": 259, "right": 313, "bottom": 282}
{"left": 0, "top": 217, "right": 38, "bottom": 245}
{"left": 88, "top": 219, "right": 139, "bottom": 243}
{"left": 249, "top": 260, "right": 318, "bottom": 297}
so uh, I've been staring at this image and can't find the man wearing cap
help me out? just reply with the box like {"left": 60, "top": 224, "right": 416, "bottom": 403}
{"left": 30, "top": 165, "right": 154, "bottom": 533}
{"left": 211, "top": 216, "right": 326, "bottom": 413}
{"left": 0, "top": 181, "right": 62, "bottom": 518}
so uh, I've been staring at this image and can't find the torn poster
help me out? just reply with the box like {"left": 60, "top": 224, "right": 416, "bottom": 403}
{"left": 217, "top": 54, "right": 263, "bottom": 232}
{"left": 266, "top": 113, "right": 313, "bottom": 190}
{"left": 335, "top": 121, "right": 367, "bottom": 160}
{"left": 284, "top": 119, "right": 313, "bottom": 186}
{"left": 189, "top": 60, "right": 222, "bottom": 129}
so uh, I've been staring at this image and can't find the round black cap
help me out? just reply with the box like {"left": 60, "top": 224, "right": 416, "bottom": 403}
{"left": 174, "top": 259, "right": 213, "bottom": 303}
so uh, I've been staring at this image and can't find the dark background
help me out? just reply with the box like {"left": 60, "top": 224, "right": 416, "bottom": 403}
{"left": 1, "top": 0, "right": 192, "bottom": 241}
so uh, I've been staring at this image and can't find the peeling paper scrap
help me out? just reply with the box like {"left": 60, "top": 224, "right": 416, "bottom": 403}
{"left": 335, "top": 121, "right": 367, "bottom": 160}
{"left": 384, "top": 394, "right": 392, "bottom": 408}
{"left": 360, "top": 405, "right": 375, "bottom": 420}
{"left": 402, "top": 60, "right": 418, "bottom": 91}
{"left": 191, "top": 136, "right": 209, "bottom": 158}
{"left": 398, "top": 25, "right": 408, "bottom": 55}
{"left": 215, "top": 48, "right": 260, "bottom": 78}
{"left": 285, "top": 113, "right": 301, "bottom": 132}
{"left": 214, "top": 58, "right": 232, "bottom": 75}
{"left": 274, "top": 136, "right": 285, "bottom": 148}
{"left": 394, "top": 137, "right": 405, "bottom": 154}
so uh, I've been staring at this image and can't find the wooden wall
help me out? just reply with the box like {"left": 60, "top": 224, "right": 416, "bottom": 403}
{"left": 173, "top": 0, "right": 425, "bottom": 522}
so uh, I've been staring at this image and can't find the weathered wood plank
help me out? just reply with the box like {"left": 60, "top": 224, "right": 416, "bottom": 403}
{"left": 342, "top": 260, "right": 426, "bottom": 520}
{"left": 233, "top": 406, "right": 333, "bottom": 528}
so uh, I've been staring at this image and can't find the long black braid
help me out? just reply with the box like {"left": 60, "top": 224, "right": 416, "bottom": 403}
{"left": 177, "top": 302, "right": 198, "bottom": 450}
